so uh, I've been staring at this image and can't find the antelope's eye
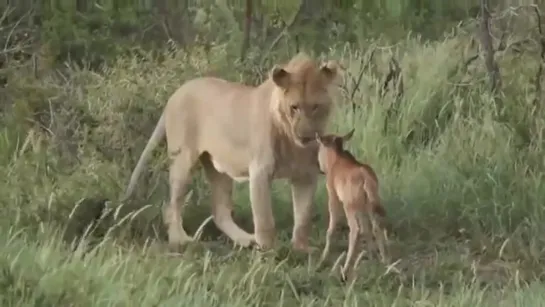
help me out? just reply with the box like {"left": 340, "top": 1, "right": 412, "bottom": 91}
{"left": 311, "top": 104, "right": 319, "bottom": 111}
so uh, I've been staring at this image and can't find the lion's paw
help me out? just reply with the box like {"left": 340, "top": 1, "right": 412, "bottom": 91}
{"left": 254, "top": 231, "right": 276, "bottom": 250}
{"left": 233, "top": 233, "right": 256, "bottom": 248}
{"left": 167, "top": 235, "right": 195, "bottom": 253}
{"left": 291, "top": 241, "right": 317, "bottom": 254}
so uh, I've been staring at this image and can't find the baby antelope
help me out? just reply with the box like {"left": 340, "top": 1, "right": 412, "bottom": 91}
{"left": 315, "top": 129, "right": 388, "bottom": 281}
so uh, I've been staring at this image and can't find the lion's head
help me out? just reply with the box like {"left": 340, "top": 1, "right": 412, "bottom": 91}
{"left": 269, "top": 53, "right": 341, "bottom": 147}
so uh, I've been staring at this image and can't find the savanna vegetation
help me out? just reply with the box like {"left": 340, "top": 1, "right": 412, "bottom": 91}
{"left": 2, "top": 0, "right": 545, "bottom": 305}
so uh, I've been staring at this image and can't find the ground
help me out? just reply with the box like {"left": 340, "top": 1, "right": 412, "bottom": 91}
{"left": 1, "top": 33, "right": 545, "bottom": 306}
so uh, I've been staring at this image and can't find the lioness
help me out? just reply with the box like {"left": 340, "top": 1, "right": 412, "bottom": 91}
{"left": 123, "top": 53, "right": 340, "bottom": 251}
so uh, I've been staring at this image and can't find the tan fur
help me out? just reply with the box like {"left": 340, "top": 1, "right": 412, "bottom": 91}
{"left": 122, "top": 53, "right": 341, "bottom": 251}
{"left": 315, "top": 129, "right": 389, "bottom": 281}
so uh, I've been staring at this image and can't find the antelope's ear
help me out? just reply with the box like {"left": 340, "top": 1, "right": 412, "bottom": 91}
{"left": 341, "top": 129, "right": 355, "bottom": 142}
{"left": 315, "top": 132, "right": 323, "bottom": 144}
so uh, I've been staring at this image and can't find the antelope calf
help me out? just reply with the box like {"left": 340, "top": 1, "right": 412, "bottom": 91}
{"left": 315, "top": 129, "right": 388, "bottom": 281}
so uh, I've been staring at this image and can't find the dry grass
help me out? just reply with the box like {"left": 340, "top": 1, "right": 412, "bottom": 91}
{"left": 1, "top": 28, "right": 545, "bottom": 306}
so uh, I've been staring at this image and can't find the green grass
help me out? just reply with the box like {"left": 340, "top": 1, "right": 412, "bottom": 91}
{"left": 2, "top": 29, "right": 545, "bottom": 306}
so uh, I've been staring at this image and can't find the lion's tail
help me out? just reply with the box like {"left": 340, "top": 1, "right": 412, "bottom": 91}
{"left": 121, "top": 112, "right": 166, "bottom": 202}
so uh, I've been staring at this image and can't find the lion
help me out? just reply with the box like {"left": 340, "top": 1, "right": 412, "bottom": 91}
{"left": 315, "top": 129, "right": 389, "bottom": 281}
{"left": 122, "top": 53, "right": 341, "bottom": 251}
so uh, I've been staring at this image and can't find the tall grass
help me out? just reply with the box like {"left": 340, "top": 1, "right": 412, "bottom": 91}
{"left": 2, "top": 28, "right": 545, "bottom": 305}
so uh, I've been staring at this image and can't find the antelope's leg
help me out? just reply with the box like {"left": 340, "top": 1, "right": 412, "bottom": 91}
{"left": 318, "top": 189, "right": 342, "bottom": 266}
{"left": 340, "top": 205, "right": 360, "bottom": 281}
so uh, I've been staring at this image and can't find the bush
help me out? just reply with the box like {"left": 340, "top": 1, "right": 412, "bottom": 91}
{"left": 2, "top": 21, "right": 545, "bottom": 305}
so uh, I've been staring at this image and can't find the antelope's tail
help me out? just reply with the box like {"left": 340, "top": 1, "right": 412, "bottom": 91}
{"left": 363, "top": 179, "right": 386, "bottom": 217}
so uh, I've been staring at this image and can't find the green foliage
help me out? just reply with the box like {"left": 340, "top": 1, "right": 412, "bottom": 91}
{"left": 3, "top": 27, "right": 545, "bottom": 302}
{"left": 0, "top": 0, "right": 481, "bottom": 70}
{"left": 2, "top": 0, "right": 545, "bottom": 305}
{"left": 39, "top": 3, "right": 153, "bottom": 68}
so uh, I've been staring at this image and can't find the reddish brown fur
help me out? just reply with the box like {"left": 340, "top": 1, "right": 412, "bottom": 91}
{"left": 316, "top": 129, "right": 389, "bottom": 281}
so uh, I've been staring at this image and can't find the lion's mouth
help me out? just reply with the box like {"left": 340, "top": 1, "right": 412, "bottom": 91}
{"left": 299, "top": 136, "right": 314, "bottom": 144}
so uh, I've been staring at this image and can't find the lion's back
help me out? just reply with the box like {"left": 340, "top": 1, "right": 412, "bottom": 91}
{"left": 163, "top": 75, "right": 271, "bottom": 164}
{"left": 166, "top": 76, "right": 257, "bottom": 112}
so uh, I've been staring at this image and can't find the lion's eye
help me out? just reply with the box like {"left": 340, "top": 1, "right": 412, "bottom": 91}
{"left": 290, "top": 105, "right": 299, "bottom": 112}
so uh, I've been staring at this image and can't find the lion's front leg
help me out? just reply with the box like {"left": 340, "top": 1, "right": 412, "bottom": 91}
{"left": 249, "top": 166, "right": 276, "bottom": 250}
{"left": 290, "top": 176, "right": 318, "bottom": 253}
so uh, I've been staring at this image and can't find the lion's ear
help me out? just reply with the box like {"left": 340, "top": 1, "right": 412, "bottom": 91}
{"left": 320, "top": 60, "right": 342, "bottom": 84}
{"left": 271, "top": 65, "right": 291, "bottom": 88}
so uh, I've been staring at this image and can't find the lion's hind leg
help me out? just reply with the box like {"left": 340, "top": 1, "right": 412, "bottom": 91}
{"left": 164, "top": 150, "right": 199, "bottom": 249}
{"left": 200, "top": 154, "right": 255, "bottom": 247}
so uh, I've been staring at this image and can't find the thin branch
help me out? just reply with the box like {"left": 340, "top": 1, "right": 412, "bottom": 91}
{"left": 532, "top": 4, "right": 545, "bottom": 108}
{"left": 240, "top": 0, "right": 253, "bottom": 62}
{"left": 381, "top": 55, "right": 404, "bottom": 134}
{"left": 381, "top": 56, "right": 403, "bottom": 99}
{"left": 350, "top": 47, "right": 375, "bottom": 102}
{"left": 3, "top": 8, "right": 32, "bottom": 52}
{"left": 463, "top": 37, "right": 533, "bottom": 72}
{"left": 0, "top": 7, "right": 13, "bottom": 26}
{"left": 479, "top": 0, "right": 502, "bottom": 93}
{"left": 260, "top": 4, "right": 303, "bottom": 66}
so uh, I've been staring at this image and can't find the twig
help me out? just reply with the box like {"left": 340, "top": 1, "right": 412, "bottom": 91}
{"left": 260, "top": 3, "right": 303, "bottom": 66}
{"left": 381, "top": 56, "right": 403, "bottom": 99}
{"left": 463, "top": 53, "right": 480, "bottom": 71}
{"left": 350, "top": 47, "right": 376, "bottom": 102}
{"left": 0, "top": 7, "right": 13, "bottom": 26}
{"left": 532, "top": 4, "right": 545, "bottom": 108}
{"left": 3, "top": 9, "right": 32, "bottom": 52}
{"left": 240, "top": 0, "right": 253, "bottom": 62}
{"left": 0, "top": 45, "right": 33, "bottom": 56}
{"left": 463, "top": 38, "right": 533, "bottom": 72}
{"left": 479, "top": 0, "right": 502, "bottom": 93}
{"left": 381, "top": 55, "right": 404, "bottom": 134}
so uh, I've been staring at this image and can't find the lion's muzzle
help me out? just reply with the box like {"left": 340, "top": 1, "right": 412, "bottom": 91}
{"left": 298, "top": 136, "right": 315, "bottom": 145}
